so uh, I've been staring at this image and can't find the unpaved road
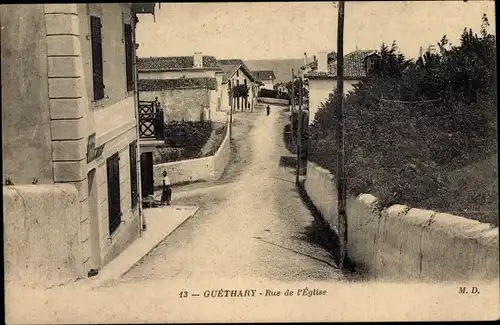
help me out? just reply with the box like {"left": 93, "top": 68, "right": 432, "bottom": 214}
{"left": 122, "top": 106, "right": 348, "bottom": 282}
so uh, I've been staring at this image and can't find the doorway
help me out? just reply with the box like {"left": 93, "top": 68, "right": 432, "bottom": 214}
{"left": 87, "top": 168, "right": 101, "bottom": 269}
{"left": 141, "top": 152, "right": 154, "bottom": 197}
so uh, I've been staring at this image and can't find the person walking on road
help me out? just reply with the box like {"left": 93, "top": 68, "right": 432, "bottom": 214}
{"left": 161, "top": 170, "right": 172, "bottom": 205}
{"left": 266, "top": 105, "right": 270, "bottom": 116}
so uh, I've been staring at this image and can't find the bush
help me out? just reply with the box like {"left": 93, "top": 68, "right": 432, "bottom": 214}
{"left": 258, "top": 89, "right": 278, "bottom": 98}
{"left": 307, "top": 14, "right": 497, "bottom": 224}
{"left": 164, "top": 120, "right": 212, "bottom": 148}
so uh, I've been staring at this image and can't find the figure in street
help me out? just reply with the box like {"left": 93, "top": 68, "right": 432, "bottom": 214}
{"left": 161, "top": 170, "right": 172, "bottom": 205}
{"left": 266, "top": 105, "right": 270, "bottom": 116}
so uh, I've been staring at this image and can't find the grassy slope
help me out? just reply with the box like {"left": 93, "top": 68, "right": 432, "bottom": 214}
{"left": 418, "top": 152, "right": 498, "bottom": 226}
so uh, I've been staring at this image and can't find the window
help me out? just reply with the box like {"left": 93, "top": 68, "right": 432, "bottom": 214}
{"left": 107, "top": 153, "right": 121, "bottom": 234}
{"left": 236, "top": 70, "right": 239, "bottom": 77}
{"left": 129, "top": 141, "right": 138, "bottom": 209}
{"left": 236, "top": 80, "right": 239, "bottom": 86}
{"left": 244, "top": 79, "right": 247, "bottom": 86}
{"left": 124, "top": 23, "right": 134, "bottom": 91}
{"left": 90, "top": 16, "right": 104, "bottom": 100}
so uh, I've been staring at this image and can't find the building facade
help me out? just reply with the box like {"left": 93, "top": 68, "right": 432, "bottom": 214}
{"left": 217, "top": 59, "right": 257, "bottom": 111}
{"left": 305, "top": 50, "right": 380, "bottom": 125}
{"left": 1, "top": 3, "right": 155, "bottom": 276}
{"left": 253, "top": 70, "right": 276, "bottom": 90}
{"left": 137, "top": 53, "right": 222, "bottom": 119}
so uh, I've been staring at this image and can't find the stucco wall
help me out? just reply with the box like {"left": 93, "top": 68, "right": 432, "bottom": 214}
{"left": 139, "top": 89, "right": 210, "bottom": 121}
{"left": 3, "top": 184, "right": 85, "bottom": 289}
{"left": 257, "top": 97, "right": 290, "bottom": 106}
{"left": 92, "top": 127, "right": 140, "bottom": 267}
{"left": 304, "top": 161, "right": 499, "bottom": 281}
{"left": 153, "top": 124, "right": 231, "bottom": 186}
{"left": 1, "top": 5, "right": 54, "bottom": 185}
{"left": 307, "top": 79, "right": 359, "bottom": 125}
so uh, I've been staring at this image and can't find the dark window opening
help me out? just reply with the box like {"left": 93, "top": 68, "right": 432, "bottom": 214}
{"left": 124, "top": 23, "right": 134, "bottom": 91}
{"left": 129, "top": 141, "right": 139, "bottom": 209}
{"left": 107, "top": 153, "right": 121, "bottom": 234}
{"left": 90, "top": 16, "right": 104, "bottom": 100}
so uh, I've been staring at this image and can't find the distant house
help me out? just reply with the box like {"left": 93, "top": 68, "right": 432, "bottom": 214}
{"left": 305, "top": 50, "right": 380, "bottom": 125}
{"left": 217, "top": 59, "right": 257, "bottom": 111}
{"left": 137, "top": 53, "right": 223, "bottom": 121}
{"left": 253, "top": 70, "right": 276, "bottom": 90}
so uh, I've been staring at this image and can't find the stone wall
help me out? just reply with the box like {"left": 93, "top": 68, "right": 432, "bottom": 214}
{"left": 153, "top": 123, "right": 231, "bottom": 187}
{"left": 3, "top": 184, "right": 85, "bottom": 289}
{"left": 304, "top": 161, "right": 499, "bottom": 282}
{"left": 139, "top": 89, "right": 210, "bottom": 121}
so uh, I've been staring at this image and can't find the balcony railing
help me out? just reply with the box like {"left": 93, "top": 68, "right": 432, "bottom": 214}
{"left": 139, "top": 99, "right": 165, "bottom": 140}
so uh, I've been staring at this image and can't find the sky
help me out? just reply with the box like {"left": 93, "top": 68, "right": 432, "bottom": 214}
{"left": 136, "top": 1, "right": 496, "bottom": 60}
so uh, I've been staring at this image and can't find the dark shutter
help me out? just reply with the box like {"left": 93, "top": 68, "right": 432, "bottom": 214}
{"left": 107, "top": 153, "right": 121, "bottom": 234}
{"left": 90, "top": 16, "right": 104, "bottom": 100}
{"left": 124, "top": 24, "right": 134, "bottom": 91}
{"left": 129, "top": 141, "right": 138, "bottom": 209}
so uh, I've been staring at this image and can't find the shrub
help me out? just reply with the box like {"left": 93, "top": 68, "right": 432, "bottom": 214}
{"left": 307, "top": 14, "right": 497, "bottom": 223}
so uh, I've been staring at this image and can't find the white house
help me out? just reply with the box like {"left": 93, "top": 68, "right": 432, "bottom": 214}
{"left": 305, "top": 50, "right": 380, "bottom": 125}
{"left": 253, "top": 70, "right": 276, "bottom": 90}
{"left": 1, "top": 3, "right": 156, "bottom": 280}
{"left": 217, "top": 59, "right": 258, "bottom": 111}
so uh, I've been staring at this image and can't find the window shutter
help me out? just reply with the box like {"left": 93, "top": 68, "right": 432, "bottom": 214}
{"left": 129, "top": 141, "right": 138, "bottom": 208}
{"left": 107, "top": 153, "right": 121, "bottom": 234}
{"left": 90, "top": 16, "right": 104, "bottom": 100}
{"left": 124, "top": 24, "right": 134, "bottom": 91}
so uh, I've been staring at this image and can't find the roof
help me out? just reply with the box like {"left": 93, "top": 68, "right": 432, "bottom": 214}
{"left": 253, "top": 70, "right": 276, "bottom": 81}
{"left": 305, "top": 50, "right": 378, "bottom": 80}
{"left": 138, "top": 77, "right": 217, "bottom": 91}
{"left": 217, "top": 59, "right": 256, "bottom": 83}
{"left": 137, "top": 56, "right": 221, "bottom": 71}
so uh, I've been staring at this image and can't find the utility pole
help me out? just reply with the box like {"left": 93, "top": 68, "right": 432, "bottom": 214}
{"left": 229, "top": 84, "right": 234, "bottom": 141}
{"left": 336, "top": 0, "right": 347, "bottom": 269}
{"left": 297, "top": 76, "right": 303, "bottom": 185}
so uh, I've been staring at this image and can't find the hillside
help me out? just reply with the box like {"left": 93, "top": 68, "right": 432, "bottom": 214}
{"left": 244, "top": 58, "right": 304, "bottom": 84}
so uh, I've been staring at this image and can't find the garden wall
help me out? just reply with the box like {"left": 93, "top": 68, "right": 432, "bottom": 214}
{"left": 153, "top": 123, "right": 231, "bottom": 187}
{"left": 3, "top": 184, "right": 85, "bottom": 289}
{"left": 305, "top": 161, "right": 499, "bottom": 282}
{"left": 257, "top": 97, "right": 289, "bottom": 106}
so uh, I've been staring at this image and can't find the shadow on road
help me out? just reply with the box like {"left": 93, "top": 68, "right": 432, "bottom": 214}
{"left": 295, "top": 182, "right": 364, "bottom": 282}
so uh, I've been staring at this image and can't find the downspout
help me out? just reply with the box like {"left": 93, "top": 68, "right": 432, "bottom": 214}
{"left": 131, "top": 10, "right": 145, "bottom": 235}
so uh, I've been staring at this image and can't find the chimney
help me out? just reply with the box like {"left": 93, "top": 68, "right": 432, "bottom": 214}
{"left": 304, "top": 52, "right": 308, "bottom": 65}
{"left": 193, "top": 52, "right": 203, "bottom": 68}
{"left": 317, "top": 51, "right": 328, "bottom": 73}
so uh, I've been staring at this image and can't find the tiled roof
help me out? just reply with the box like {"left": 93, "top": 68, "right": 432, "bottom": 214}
{"left": 137, "top": 56, "right": 221, "bottom": 71}
{"left": 138, "top": 77, "right": 217, "bottom": 91}
{"left": 253, "top": 70, "right": 276, "bottom": 81}
{"left": 217, "top": 59, "right": 256, "bottom": 83}
{"left": 305, "top": 50, "right": 378, "bottom": 79}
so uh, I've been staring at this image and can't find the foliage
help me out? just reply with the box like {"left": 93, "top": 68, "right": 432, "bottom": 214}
{"left": 164, "top": 120, "right": 213, "bottom": 148}
{"left": 307, "top": 14, "right": 497, "bottom": 224}
{"left": 258, "top": 88, "right": 279, "bottom": 98}
{"left": 231, "top": 84, "right": 249, "bottom": 99}
{"left": 285, "top": 79, "right": 309, "bottom": 102}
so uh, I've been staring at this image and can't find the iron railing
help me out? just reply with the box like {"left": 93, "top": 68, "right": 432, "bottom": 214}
{"left": 139, "top": 99, "right": 165, "bottom": 140}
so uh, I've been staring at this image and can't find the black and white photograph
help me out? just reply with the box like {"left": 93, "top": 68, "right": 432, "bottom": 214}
{"left": 2, "top": 1, "right": 499, "bottom": 323}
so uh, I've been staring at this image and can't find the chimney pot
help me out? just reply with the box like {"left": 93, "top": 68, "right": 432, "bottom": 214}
{"left": 194, "top": 52, "right": 203, "bottom": 68}
{"left": 317, "top": 51, "right": 328, "bottom": 73}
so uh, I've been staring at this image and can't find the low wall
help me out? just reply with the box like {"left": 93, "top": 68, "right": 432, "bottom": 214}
{"left": 3, "top": 184, "right": 85, "bottom": 289}
{"left": 257, "top": 97, "right": 290, "bottom": 106}
{"left": 304, "top": 161, "right": 499, "bottom": 282}
{"left": 153, "top": 123, "right": 231, "bottom": 187}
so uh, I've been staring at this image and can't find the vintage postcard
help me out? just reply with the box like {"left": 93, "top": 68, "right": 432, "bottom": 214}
{"left": 2, "top": 1, "right": 499, "bottom": 323}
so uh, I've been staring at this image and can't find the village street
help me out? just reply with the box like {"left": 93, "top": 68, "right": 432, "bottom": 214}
{"left": 122, "top": 105, "right": 348, "bottom": 283}
{"left": 6, "top": 105, "right": 360, "bottom": 324}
